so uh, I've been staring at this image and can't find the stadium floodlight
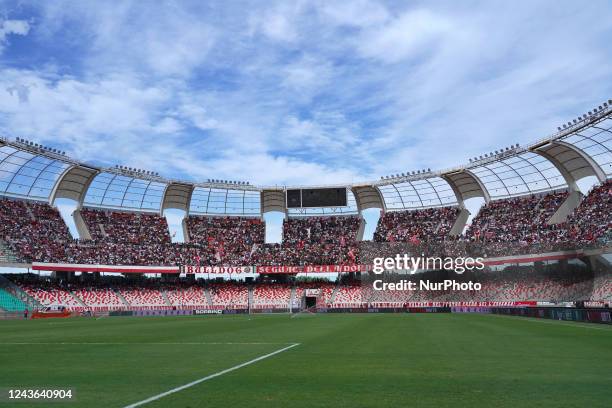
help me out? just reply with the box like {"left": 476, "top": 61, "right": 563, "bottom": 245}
{"left": 604, "top": 102, "right": 608, "bottom": 107}
{"left": 573, "top": 119, "right": 577, "bottom": 124}
{"left": 608, "top": 99, "right": 612, "bottom": 104}
{"left": 588, "top": 111, "right": 592, "bottom": 115}
{"left": 599, "top": 106, "right": 603, "bottom": 111}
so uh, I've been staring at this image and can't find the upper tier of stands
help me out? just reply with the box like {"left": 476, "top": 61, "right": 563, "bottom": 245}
{"left": 374, "top": 206, "right": 460, "bottom": 243}
{"left": 81, "top": 208, "right": 171, "bottom": 245}
{"left": 0, "top": 180, "right": 610, "bottom": 266}
{"left": 252, "top": 215, "right": 361, "bottom": 266}
{"left": 186, "top": 216, "right": 265, "bottom": 266}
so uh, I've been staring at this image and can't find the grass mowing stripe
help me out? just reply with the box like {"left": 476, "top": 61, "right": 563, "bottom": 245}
{"left": 485, "top": 314, "right": 612, "bottom": 330}
{"left": 122, "top": 343, "right": 301, "bottom": 408}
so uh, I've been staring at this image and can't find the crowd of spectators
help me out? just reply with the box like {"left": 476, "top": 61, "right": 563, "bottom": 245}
{"left": 6, "top": 266, "right": 609, "bottom": 311}
{"left": 374, "top": 206, "right": 460, "bottom": 243}
{"left": 564, "top": 180, "right": 612, "bottom": 247}
{"left": 186, "top": 216, "right": 265, "bottom": 265}
{"left": 0, "top": 180, "right": 610, "bottom": 266}
{"left": 0, "top": 198, "right": 71, "bottom": 263}
{"left": 464, "top": 191, "right": 569, "bottom": 253}
{"left": 81, "top": 208, "right": 171, "bottom": 245}
{"left": 251, "top": 216, "right": 361, "bottom": 266}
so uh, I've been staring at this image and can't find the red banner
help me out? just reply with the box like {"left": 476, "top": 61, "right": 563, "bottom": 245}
{"left": 256, "top": 264, "right": 370, "bottom": 274}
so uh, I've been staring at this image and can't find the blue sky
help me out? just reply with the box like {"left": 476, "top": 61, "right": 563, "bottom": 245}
{"left": 0, "top": 0, "right": 611, "bottom": 242}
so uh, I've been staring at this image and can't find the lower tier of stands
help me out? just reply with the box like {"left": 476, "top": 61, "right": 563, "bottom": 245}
{"left": 5, "top": 268, "right": 611, "bottom": 312}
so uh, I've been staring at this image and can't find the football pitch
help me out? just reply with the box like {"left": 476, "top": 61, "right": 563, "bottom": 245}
{"left": 1, "top": 313, "right": 611, "bottom": 408}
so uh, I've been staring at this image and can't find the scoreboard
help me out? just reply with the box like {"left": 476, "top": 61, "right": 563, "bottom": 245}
{"left": 286, "top": 187, "right": 347, "bottom": 208}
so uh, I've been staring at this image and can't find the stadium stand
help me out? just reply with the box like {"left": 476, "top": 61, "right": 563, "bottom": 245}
{"left": 253, "top": 215, "right": 361, "bottom": 266}
{"left": 81, "top": 208, "right": 171, "bottom": 244}
{"left": 186, "top": 216, "right": 265, "bottom": 265}
{"left": 165, "top": 284, "right": 210, "bottom": 308}
{"left": 73, "top": 287, "right": 126, "bottom": 310}
{"left": 462, "top": 191, "right": 570, "bottom": 256}
{"left": 118, "top": 287, "right": 168, "bottom": 308}
{"left": 19, "top": 282, "right": 83, "bottom": 310}
{"left": 0, "top": 288, "right": 27, "bottom": 311}
{"left": 252, "top": 284, "right": 291, "bottom": 308}
{"left": 2, "top": 267, "right": 610, "bottom": 312}
{"left": 564, "top": 180, "right": 612, "bottom": 247}
{"left": 374, "top": 206, "right": 460, "bottom": 243}
{"left": 0, "top": 198, "right": 71, "bottom": 263}
{"left": 208, "top": 282, "right": 249, "bottom": 309}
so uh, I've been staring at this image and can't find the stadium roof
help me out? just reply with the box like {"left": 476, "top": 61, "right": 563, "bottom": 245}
{"left": 467, "top": 152, "right": 566, "bottom": 199}
{"left": 189, "top": 186, "right": 261, "bottom": 216}
{"left": 0, "top": 144, "right": 70, "bottom": 200}
{"left": 0, "top": 103, "right": 610, "bottom": 215}
{"left": 377, "top": 177, "right": 457, "bottom": 210}
{"left": 83, "top": 172, "right": 167, "bottom": 211}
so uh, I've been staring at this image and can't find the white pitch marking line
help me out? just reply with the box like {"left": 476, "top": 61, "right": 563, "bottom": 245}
{"left": 122, "top": 342, "right": 301, "bottom": 408}
{"left": 0, "top": 342, "right": 296, "bottom": 345}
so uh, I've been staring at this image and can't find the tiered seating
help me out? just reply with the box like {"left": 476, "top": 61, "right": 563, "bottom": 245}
{"left": 186, "top": 216, "right": 265, "bottom": 266}
{"left": 81, "top": 208, "right": 171, "bottom": 244}
{"left": 118, "top": 288, "right": 167, "bottom": 308}
{"left": 328, "top": 285, "right": 362, "bottom": 307}
{"left": 165, "top": 286, "right": 209, "bottom": 308}
{"left": 565, "top": 180, "right": 612, "bottom": 247}
{"left": 0, "top": 288, "right": 27, "bottom": 311}
{"left": 19, "top": 284, "right": 83, "bottom": 310}
{"left": 253, "top": 215, "right": 361, "bottom": 266}
{"left": 73, "top": 287, "right": 125, "bottom": 309}
{"left": 208, "top": 283, "right": 248, "bottom": 308}
{"left": 0, "top": 198, "right": 71, "bottom": 263}
{"left": 374, "top": 206, "right": 460, "bottom": 243}
{"left": 466, "top": 192, "right": 568, "bottom": 244}
{"left": 591, "top": 273, "right": 612, "bottom": 302}
{"left": 252, "top": 284, "right": 291, "bottom": 308}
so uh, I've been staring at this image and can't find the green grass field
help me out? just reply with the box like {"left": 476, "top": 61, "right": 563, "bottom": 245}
{"left": 1, "top": 313, "right": 611, "bottom": 408}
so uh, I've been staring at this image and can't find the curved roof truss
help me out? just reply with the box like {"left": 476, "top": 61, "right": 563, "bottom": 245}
{"left": 467, "top": 151, "right": 567, "bottom": 199}
{"left": 0, "top": 145, "right": 70, "bottom": 201}
{"left": 83, "top": 172, "right": 167, "bottom": 212}
{"left": 0, "top": 106, "right": 610, "bottom": 214}
{"left": 377, "top": 177, "right": 457, "bottom": 210}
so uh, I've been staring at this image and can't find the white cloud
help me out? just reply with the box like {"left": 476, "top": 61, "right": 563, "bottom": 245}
{"left": 0, "top": 0, "right": 611, "bottom": 191}
{"left": 316, "top": 0, "right": 390, "bottom": 28}
{"left": 358, "top": 9, "right": 453, "bottom": 63}
{"left": 0, "top": 19, "right": 30, "bottom": 53}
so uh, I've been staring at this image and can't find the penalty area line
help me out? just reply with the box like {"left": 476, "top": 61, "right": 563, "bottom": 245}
{"left": 122, "top": 342, "right": 301, "bottom": 408}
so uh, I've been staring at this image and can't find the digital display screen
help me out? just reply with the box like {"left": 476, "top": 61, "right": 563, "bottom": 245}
{"left": 286, "top": 188, "right": 347, "bottom": 208}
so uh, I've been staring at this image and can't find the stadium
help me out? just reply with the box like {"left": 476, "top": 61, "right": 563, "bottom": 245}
{"left": 1, "top": 2, "right": 611, "bottom": 408}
